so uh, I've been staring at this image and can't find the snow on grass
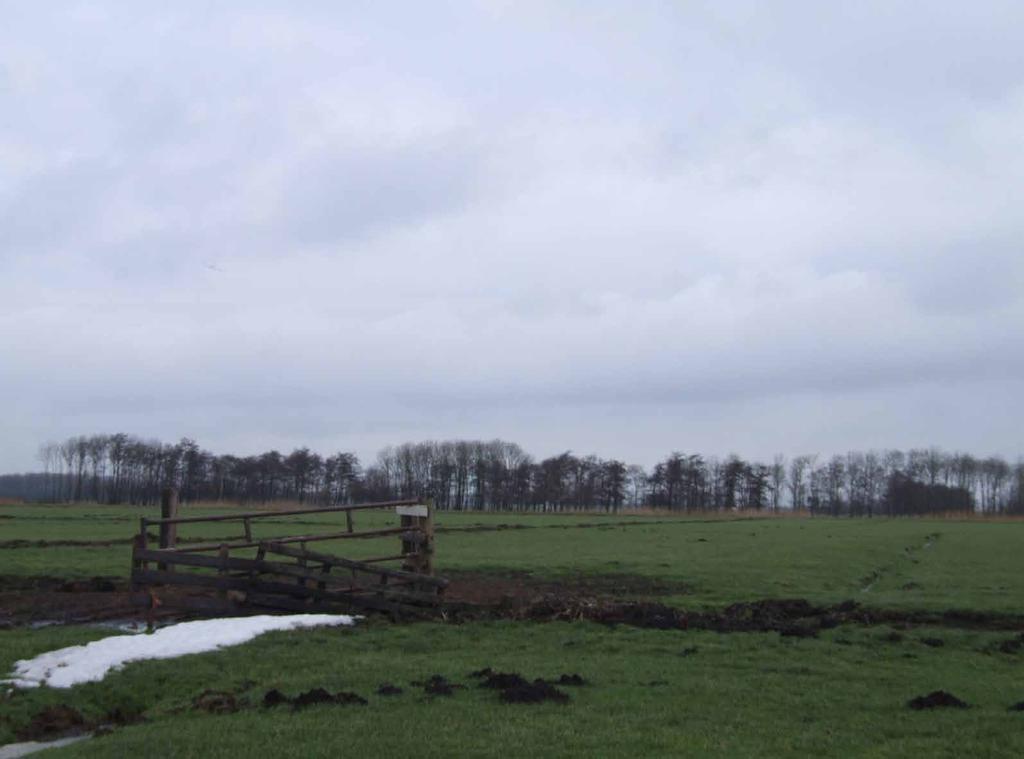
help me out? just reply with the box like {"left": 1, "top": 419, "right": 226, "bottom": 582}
{"left": 4, "top": 614, "right": 359, "bottom": 689}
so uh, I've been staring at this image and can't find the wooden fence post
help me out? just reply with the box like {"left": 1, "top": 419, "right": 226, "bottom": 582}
{"left": 422, "top": 498, "right": 435, "bottom": 577}
{"left": 160, "top": 487, "right": 179, "bottom": 549}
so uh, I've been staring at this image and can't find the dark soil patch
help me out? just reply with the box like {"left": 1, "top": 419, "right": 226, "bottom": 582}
{"left": 8, "top": 563, "right": 1024, "bottom": 636}
{"left": 555, "top": 673, "right": 587, "bottom": 686}
{"left": 333, "top": 692, "right": 369, "bottom": 706}
{"left": 292, "top": 688, "right": 367, "bottom": 709}
{"left": 59, "top": 577, "right": 117, "bottom": 593}
{"left": 920, "top": 637, "right": 945, "bottom": 648}
{"left": 907, "top": 691, "right": 969, "bottom": 710}
{"left": 0, "top": 575, "right": 208, "bottom": 626}
{"left": 1009, "top": 701, "right": 1024, "bottom": 712}
{"left": 469, "top": 667, "right": 576, "bottom": 704}
{"left": 17, "top": 705, "right": 87, "bottom": 741}
{"left": 261, "top": 688, "right": 367, "bottom": 709}
{"left": 500, "top": 680, "right": 570, "bottom": 705}
{"left": 377, "top": 683, "right": 403, "bottom": 696}
{"left": 193, "top": 690, "right": 238, "bottom": 714}
{"left": 292, "top": 688, "right": 335, "bottom": 708}
{"left": 450, "top": 591, "right": 1024, "bottom": 636}
{"left": 262, "top": 689, "right": 289, "bottom": 708}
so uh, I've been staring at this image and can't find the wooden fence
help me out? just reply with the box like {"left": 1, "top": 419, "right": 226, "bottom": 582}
{"left": 130, "top": 493, "right": 447, "bottom": 619}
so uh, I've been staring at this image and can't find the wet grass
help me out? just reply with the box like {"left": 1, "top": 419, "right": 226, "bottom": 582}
{"left": 2, "top": 620, "right": 1024, "bottom": 757}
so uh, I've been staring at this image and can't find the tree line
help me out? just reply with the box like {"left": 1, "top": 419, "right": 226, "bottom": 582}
{"left": 0, "top": 433, "right": 1021, "bottom": 516}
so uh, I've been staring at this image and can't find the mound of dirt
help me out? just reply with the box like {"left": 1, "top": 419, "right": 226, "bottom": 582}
{"left": 334, "top": 692, "right": 369, "bottom": 706}
{"left": 262, "top": 688, "right": 367, "bottom": 709}
{"left": 555, "top": 674, "right": 587, "bottom": 686}
{"left": 468, "top": 667, "right": 578, "bottom": 704}
{"left": 17, "top": 705, "right": 87, "bottom": 741}
{"left": 377, "top": 683, "right": 403, "bottom": 696}
{"left": 500, "top": 680, "right": 570, "bottom": 705}
{"left": 262, "top": 689, "right": 289, "bottom": 708}
{"left": 1008, "top": 701, "right": 1024, "bottom": 711}
{"left": 907, "top": 691, "right": 969, "bottom": 710}
{"left": 292, "top": 688, "right": 335, "bottom": 708}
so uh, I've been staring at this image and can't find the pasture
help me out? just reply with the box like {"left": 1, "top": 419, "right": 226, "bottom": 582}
{"left": 2, "top": 503, "right": 1024, "bottom": 757}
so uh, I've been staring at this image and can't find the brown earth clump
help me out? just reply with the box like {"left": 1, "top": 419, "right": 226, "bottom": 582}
{"left": 17, "top": 705, "right": 87, "bottom": 741}
{"left": 907, "top": 691, "right": 969, "bottom": 710}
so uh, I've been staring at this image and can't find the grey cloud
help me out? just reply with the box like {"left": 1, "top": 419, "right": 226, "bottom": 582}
{"left": 1, "top": 1, "right": 1023, "bottom": 471}
{"left": 280, "top": 141, "right": 481, "bottom": 245}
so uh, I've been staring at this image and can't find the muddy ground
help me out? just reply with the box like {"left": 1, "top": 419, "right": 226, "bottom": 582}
{"left": 3, "top": 570, "right": 1024, "bottom": 635}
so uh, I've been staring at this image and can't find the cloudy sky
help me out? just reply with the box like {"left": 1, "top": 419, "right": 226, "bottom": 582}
{"left": 2, "top": 1, "right": 1022, "bottom": 471}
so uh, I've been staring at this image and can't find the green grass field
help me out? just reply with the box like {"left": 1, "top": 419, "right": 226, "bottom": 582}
{"left": 2, "top": 503, "right": 1024, "bottom": 757}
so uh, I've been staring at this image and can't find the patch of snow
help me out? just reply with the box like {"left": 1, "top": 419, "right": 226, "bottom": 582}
{"left": 5, "top": 614, "right": 358, "bottom": 689}
{"left": 0, "top": 735, "right": 88, "bottom": 758}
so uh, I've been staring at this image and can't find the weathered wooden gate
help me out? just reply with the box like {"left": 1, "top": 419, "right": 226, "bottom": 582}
{"left": 130, "top": 498, "right": 447, "bottom": 618}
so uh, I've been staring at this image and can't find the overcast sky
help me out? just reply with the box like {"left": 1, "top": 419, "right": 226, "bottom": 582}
{"left": 2, "top": 1, "right": 1022, "bottom": 471}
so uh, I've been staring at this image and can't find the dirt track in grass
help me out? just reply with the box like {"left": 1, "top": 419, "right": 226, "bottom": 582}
{"left": 5, "top": 570, "right": 1024, "bottom": 635}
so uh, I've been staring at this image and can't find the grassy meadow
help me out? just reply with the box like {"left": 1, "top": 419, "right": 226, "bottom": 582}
{"left": 2, "top": 503, "right": 1024, "bottom": 756}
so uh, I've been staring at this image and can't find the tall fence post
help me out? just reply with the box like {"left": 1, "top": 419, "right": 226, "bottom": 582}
{"left": 398, "top": 498, "right": 435, "bottom": 578}
{"left": 422, "top": 497, "right": 435, "bottom": 576}
{"left": 160, "top": 487, "right": 178, "bottom": 549}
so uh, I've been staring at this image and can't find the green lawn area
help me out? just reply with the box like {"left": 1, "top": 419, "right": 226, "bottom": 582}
{"left": 2, "top": 504, "right": 1024, "bottom": 756}
{"left": 3, "top": 503, "right": 1024, "bottom": 613}
{"left": 3, "top": 620, "right": 1024, "bottom": 757}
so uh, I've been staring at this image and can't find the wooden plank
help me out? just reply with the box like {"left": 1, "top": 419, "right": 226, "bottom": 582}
{"left": 170, "top": 526, "right": 423, "bottom": 553}
{"left": 135, "top": 549, "right": 366, "bottom": 586}
{"left": 150, "top": 499, "right": 421, "bottom": 527}
{"left": 359, "top": 554, "right": 412, "bottom": 564}
{"left": 395, "top": 504, "right": 428, "bottom": 517}
{"left": 261, "top": 542, "right": 448, "bottom": 588}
